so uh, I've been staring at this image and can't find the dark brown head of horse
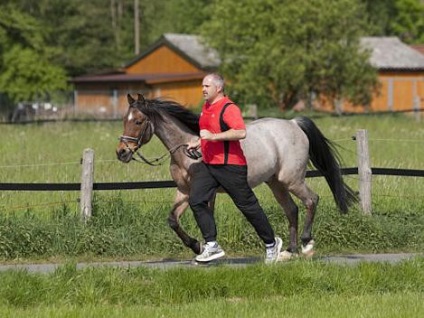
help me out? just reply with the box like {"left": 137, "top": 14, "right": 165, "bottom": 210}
{"left": 116, "top": 94, "right": 155, "bottom": 163}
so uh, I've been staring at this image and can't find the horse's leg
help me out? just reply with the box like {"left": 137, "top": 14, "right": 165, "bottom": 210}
{"left": 167, "top": 189, "right": 202, "bottom": 254}
{"left": 288, "top": 181, "right": 319, "bottom": 257}
{"left": 267, "top": 179, "right": 299, "bottom": 255}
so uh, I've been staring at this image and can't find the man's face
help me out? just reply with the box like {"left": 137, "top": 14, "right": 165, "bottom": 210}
{"left": 202, "top": 75, "right": 220, "bottom": 103}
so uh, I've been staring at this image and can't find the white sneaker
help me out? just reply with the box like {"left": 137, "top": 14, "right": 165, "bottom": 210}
{"left": 195, "top": 243, "right": 225, "bottom": 262}
{"left": 265, "top": 237, "right": 283, "bottom": 264}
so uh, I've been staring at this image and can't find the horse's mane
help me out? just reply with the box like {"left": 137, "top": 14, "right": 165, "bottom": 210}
{"left": 142, "top": 98, "right": 200, "bottom": 135}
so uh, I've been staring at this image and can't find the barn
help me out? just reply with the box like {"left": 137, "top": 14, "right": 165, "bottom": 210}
{"left": 70, "top": 34, "right": 220, "bottom": 117}
{"left": 327, "top": 37, "right": 424, "bottom": 113}
{"left": 70, "top": 34, "right": 424, "bottom": 116}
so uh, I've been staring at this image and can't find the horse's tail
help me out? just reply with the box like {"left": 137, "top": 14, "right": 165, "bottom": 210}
{"left": 294, "top": 116, "right": 358, "bottom": 213}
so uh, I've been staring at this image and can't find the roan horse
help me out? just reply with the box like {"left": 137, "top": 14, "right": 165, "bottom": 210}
{"left": 116, "top": 94, "right": 357, "bottom": 259}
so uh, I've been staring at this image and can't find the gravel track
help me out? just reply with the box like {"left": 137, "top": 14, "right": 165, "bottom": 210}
{"left": 0, "top": 253, "right": 421, "bottom": 274}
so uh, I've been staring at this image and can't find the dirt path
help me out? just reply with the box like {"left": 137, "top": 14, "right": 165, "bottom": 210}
{"left": 0, "top": 253, "right": 421, "bottom": 274}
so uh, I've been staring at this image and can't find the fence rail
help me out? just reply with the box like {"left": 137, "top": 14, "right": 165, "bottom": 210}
{"left": 1, "top": 168, "right": 423, "bottom": 192}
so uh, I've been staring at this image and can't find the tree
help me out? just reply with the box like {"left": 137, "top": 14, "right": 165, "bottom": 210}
{"left": 37, "top": 0, "right": 132, "bottom": 76}
{"left": 361, "top": 0, "right": 396, "bottom": 36}
{"left": 0, "top": 3, "right": 68, "bottom": 104}
{"left": 200, "top": 0, "right": 379, "bottom": 110}
{"left": 361, "top": 0, "right": 424, "bottom": 44}
{"left": 389, "top": 0, "right": 424, "bottom": 43}
{"left": 147, "top": 0, "right": 210, "bottom": 35}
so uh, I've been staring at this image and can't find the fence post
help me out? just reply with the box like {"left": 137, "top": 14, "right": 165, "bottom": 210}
{"left": 356, "top": 130, "right": 372, "bottom": 215}
{"left": 80, "top": 148, "right": 94, "bottom": 222}
{"left": 414, "top": 96, "right": 421, "bottom": 122}
{"left": 245, "top": 104, "right": 258, "bottom": 120}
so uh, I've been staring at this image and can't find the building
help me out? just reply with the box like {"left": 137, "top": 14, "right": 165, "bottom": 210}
{"left": 332, "top": 37, "right": 424, "bottom": 113}
{"left": 71, "top": 35, "right": 424, "bottom": 116}
{"left": 70, "top": 34, "right": 220, "bottom": 117}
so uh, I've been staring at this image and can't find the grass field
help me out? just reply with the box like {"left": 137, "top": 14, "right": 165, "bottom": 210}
{"left": 1, "top": 113, "right": 423, "bottom": 215}
{"left": 0, "top": 114, "right": 423, "bottom": 258}
{"left": 0, "top": 113, "right": 423, "bottom": 317}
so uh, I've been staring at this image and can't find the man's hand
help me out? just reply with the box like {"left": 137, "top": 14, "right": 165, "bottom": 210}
{"left": 200, "top": 129, "right": 216, "bottom": 141}
{"left": 185, "top": 137, "right": 202, "bottom": 160}
{"left": 186, "top": 137, "right": 201, "bottom": 150}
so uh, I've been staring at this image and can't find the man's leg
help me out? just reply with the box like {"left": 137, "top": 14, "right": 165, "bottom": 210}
{"left": 210, "top": 165, "right": 276, "bottom": 245}
{"left": 189, "top": 164, "right": 219, "bottom": 242}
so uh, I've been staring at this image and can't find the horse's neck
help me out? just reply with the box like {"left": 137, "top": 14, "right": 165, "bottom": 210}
{"left": 154, "top": 116, "right": 195, "bottom": 150}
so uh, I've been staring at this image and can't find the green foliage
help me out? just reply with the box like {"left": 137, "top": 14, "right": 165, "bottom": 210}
{"left": 1, "top": 0, "right": 422, "bottom": 111}
{"left": 201, "top": 0, "right": 379, "bottom": 109}
{"left": 390, "top": 0, "right": 424, "bottom": 43}
{"left": 361, "top": 0, "right": 397, "bottom": 35}
{"left": 0, "top": 2, "right": 68, "bottom": 103}
{"left": 140, "top": 0, "right": 210, "bottom": 46}
{"left": 363, "top": 0, "right": 424, "bottom": 44}
{"left": 0, "top": 45, "right": 68, "bottom": 102}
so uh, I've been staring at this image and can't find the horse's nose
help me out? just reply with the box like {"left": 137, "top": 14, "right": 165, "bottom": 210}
{"left": 116, "top": 148, "right": 124, "bottom": 157}
{"left": 116, "top": 147, "right": 132, "bottom": 162}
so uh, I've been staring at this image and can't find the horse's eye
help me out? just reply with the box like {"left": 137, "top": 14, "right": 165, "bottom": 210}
{"left": 135, "top": 120, "right": 142, "bottom": 125}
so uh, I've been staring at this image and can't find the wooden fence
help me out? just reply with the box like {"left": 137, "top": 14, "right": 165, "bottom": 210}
{"left": 1, "top": 130, "right": 423, "bottom": 221}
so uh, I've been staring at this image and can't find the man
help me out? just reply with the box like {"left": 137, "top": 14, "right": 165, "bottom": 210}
{"left": 187, "top": 73, "right": 282, "bottom": 264}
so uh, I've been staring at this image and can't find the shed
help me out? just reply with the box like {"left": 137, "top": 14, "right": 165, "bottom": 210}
{"left": 70, "top": 33, "right": 220, "bottom": 117}
{"left": 321, "top": 37, "right": 424, "bottom": 113}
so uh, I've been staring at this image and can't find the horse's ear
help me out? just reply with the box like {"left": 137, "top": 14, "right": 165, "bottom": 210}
{"left": 137, "top": 94, "right": 145, "bottom": 104}
{"left": 127, "top": 94, "right": 135, "bottom": 105}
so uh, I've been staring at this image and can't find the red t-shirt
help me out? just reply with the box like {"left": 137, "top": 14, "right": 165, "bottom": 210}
{"left": 199, "top": 97, "right": 247, "bottom": 165}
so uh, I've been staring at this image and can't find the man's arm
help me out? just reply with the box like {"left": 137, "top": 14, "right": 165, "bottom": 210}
{"left": 200, "top": 129, "right": 246, "bottom": 141}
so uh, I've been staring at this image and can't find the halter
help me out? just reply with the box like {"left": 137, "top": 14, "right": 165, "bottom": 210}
{"left": 119, "top": 119, "right": 163, "bottom": 165}
{"left": 119, "top": 119, "right": 201, "bottom": 165}
{"left": 119, "top": 119, "right": 152, "bottom": 150}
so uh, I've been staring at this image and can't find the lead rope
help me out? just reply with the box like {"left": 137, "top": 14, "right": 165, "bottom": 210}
{"left": 133, "top": 143, "right": 189, "bottom": 166}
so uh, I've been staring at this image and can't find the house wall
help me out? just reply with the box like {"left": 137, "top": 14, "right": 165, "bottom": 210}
{"left": 74, "top": 80, "right": 203, "bottom": 118}
{"left": 74, "top": 82, "right": 149, "bottom": 118}
{"left": 319, "top": 71, "right": 424, "bottom": 113}
{"left": 370, "top": 72, "right": 424, "bottom": 112}
{"left": 151, "top": 80, "right": 203, "bottom": 108}
{"left": 126, "top": 46, "right": 200, "bottom": 75}
{"left": 73, "top": 44, "right": 206, "bottom": 116}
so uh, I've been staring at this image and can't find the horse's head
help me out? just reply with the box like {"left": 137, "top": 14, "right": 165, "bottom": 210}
{"left": 116, "top": 94, "right": 154, "bottom": 163}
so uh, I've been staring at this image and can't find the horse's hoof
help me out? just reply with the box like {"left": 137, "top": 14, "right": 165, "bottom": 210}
{"left": 301, "top": 240, "right": 315, "bottom": 258}
{"left": 277, "top": 250, "right": 297, "bottom": 261}
{"left": 193, "top": 241, "right": 203, "bottom": 255}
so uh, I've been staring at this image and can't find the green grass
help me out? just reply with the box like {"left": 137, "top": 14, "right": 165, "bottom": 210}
{"left": 0, "top": 114, "right": 423, "bottom": 316}
{"left": 0, "top": 258, "right": 422, "bottom": 317}
{"left": 1, "top": 293, "right": 423, "bottom": 318}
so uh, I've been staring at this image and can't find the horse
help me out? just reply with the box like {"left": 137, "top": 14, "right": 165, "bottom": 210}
{"left": 116, "top": 93, "right": 357, "bottom": 259}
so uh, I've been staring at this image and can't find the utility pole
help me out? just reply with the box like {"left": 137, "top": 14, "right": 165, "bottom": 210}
{"left": 134, "top": 0, "right": 140, "bottom": 55}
